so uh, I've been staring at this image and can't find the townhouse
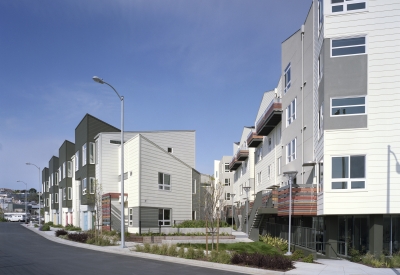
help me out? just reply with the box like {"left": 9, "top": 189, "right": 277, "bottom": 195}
{"left": 218, "top": 0, "right": 400, "bottom": 258}
{"left": 41, "top": 113, "right": 201, "bottom": 233}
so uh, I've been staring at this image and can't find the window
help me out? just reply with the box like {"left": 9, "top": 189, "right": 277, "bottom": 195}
{"left": 82, "top": 143, "right": 87, "bottom": 166}
{"left": 268, "top": 165, "right": 271, "bottom": 180}
{"left": 58, "top": 168, "right": 61, "bottom": 183}
{"left": 55, "top": 172, "right": 59, "bottom": 186}
{"left": 332, "top": 155, "right": 365, "bottom": 189}
{"left": 331, "top": 96, "right": 366, "bottom": 116}
{"left": 46, "top": 181, "right": 49, "bottom": 192}
{"left": 167, "top": 147, "right": 173, "bottom": 153}
{"left": 331, "top": 36, "right": 366, "bottom": 57}
{"left": 63, "top": 188, "right": 66, "bottom": 200}
{"left": 89, "top": 177, "right": 95, "bottom": 194}
{"left": 129, "top": 208, "right": 133, "bottom": 226}
{"left": 158, "top": 172, "right": 171, "bottom": 191}
{"left": 67, "top": 161, "right": 72, "bottom": 177}
{"left": 68, "top": 187, "right": 72, "bottom": 200}
{"left": 62, "top": 162, "right": 66, "bottom": 179}
{"left": 55, "top": 193, "right": 58, "bottom": 203}
{"left": 240, "top": 184, "right": 243, "bottom": 195}
{"left": 286, "top": 98, "right": 296, "bottom": 126}
{"left": 277, "top": 157, "right": 282, "bottom": 175}
{"left": 318, "top": 51, "right": 323, "bottom": 81}
{"left": 75, "top": 151, "right": 79, "bottom": 171}
{"left": 224, "top": 178, "right": 230, "bottom": 186}
{"left": 224, "top": 163, "right": 230, "bottom": 172}
{"left": 192, "top": 179, "right": 196, "bottom": 194}
{"left": 284, "top": 63, "right": 291, "bottom": 93}
{"left": 257, "top": 172, "right": 262, "bottom": 186}
{"left": 89, "top": 142, "right": 95, "bottom": 164}
{"left": 256, "top": 147, "right": 262, "bottom": 164}
{"left": 225, "top": 193, "right": 231, "bottom": 200}
{"left": 318, "top": 161, "right": 324, "bottom": 193}
{"left": 318, "top": 102, "right": 324, "bottom": 139}
{"left": 158, "top": 209, "right": 171, "bottom": 226}
{"left": 82, "top": 178, "right": 87, "bottom": 195}
{"left": 331, "top": 0, "right": 366, "bottom": 13}
{"left": 286, "top": 138, "right": 297, "bottom": 163}
{"left": 268, "top": 137, "right": 272, "bottom": 151}
{"left": 192, "top": 211, "right": 196, "bottom": 220}
{"left": 46, "top": 198, "right": 49, "bottom": 207}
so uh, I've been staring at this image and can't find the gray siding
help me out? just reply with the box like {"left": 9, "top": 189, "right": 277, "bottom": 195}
{"left": 59, "top": 140, "right": 74, "bottom": 208}
{"left": 323, "top": 38, "right": 368, "bottom": 130}
{"left": 48, "top": 156, "right": 59, "bottom": 210}
{"left": 42, "top": 168, "right": 49, "bottom": 212}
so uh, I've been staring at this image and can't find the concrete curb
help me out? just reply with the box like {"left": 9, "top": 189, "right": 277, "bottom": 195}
{"left": 22, "top": 224, "right": 288, "bottom": 275}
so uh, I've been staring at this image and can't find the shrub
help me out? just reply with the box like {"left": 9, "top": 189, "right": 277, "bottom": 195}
{"left": 349, "top": 247, "right": 362, "bottom": 262}
{"left": 135, "top": 244, "right": 144, "bottom": 252}
{"left": 143, "top": 243, "right": 151, "bottom": 253}
{"left": 40, "top": 224, "right": 50, "bottom": 231}
{"left": 174, "top": 220, "right": 230, "bottom": 228}
{"left": 185, "top": 247, "right": 196, "bottom": 259}
{"left": 34, "top": 224, "right": 38, "bottom": 228}
{"left": 159, "top": 244, "right": 169, "bottom": 255}
{"left": 231, "top": 252, "right": 293, "bottom": 271}
{"left": 65, "top": 224, "right": 81, "bottom": 231}
{"left": 67, "top": 233, "right": 89, "bottom": 243}
{"left": 260, "top": 235, "right": 288, "bottom": 253}
{"left": 167, "top": 244, "right": 178, "bottom": 257}
{"left": 178, "top": 247, "right": 185, "bottom": 258}
{"left": 55, "top": 229, "right": 68, "bottom": 237}
{"left": 150, "top": 244, "right": 160, "bottom": 254}
{"left": 216, "top": 250, "right": 231, "bottom": 264}
{"left": 51, "top": 224, "right": 64, "bottom": 228}
{"left": 302, "top": 254, "right": 314, "bottom": 263}
{"left": 291, "top": 250, "right": 304, "bottom": 261}
{"left": 46, "top": 221, "right": 54, "bottom": 226}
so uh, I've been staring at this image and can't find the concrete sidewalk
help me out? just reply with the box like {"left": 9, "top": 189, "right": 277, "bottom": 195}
{"left": 23, "top": 224, "right": 400, "bottom": 275}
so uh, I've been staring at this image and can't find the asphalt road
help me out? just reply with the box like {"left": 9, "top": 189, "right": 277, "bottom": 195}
{"left": 0, "top": 223, "right": 245, "bottom": 275}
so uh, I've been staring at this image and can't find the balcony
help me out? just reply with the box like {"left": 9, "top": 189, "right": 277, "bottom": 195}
{"left": 255, "top": 98, "right": 282, "bottom": 136}
{"left": 236, "top": 149, "right": 249, "bottom": 161}
{"left": 277, "top": 184, "right": 317, "bottom": 216}
{"left": 228, "top": 156, "right": 242, "bottom": 171}
{"left": 247, "top": 131, "right": 263, "bottom": 148}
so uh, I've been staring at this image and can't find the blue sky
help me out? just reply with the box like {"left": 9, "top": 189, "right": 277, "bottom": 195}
{"left": 0, "top": 0, "right": 311, "bottom": 190}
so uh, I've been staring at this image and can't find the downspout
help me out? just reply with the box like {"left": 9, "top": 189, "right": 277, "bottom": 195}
{"left": 138, "top": 134, "right": 142, "bottom": 235}
{"left": 301, "top": 24, "right": 305, "bottom": 185}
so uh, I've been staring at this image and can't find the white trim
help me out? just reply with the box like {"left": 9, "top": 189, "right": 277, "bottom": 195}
{"left": 330, "top": 95, "right": 367, "bottom": 117}
{"left": 330, "top": 154, "right": 366, "bottom": 191}
{"left": 330, "top": 35, "right": 367, "bottom": 58}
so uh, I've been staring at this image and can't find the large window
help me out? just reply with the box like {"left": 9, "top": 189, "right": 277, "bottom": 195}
{"left": 284, "top": 63, "right": 291, "bottom": 93}
{"left": 224, "top": 163, "right": 230, "bottom": 172}
{"left": 82, "top": 178, "right": 87, "bottom": 195}
{"left": 89, "top": 142, "right": 95, "bottom": 164}
{"left": 332, "top": 155, "right": 365, "bottom": 189}
{"left": 75, "top": 151, "right": 79, "bottom": 171}
{"left": 331, "top": 96, "right": 366, "bottom": 116}
{"left": 286, "top": 98, "right": 296, "bottom": 126}
{"left": 67, "top": 161, "right": 72, "bottom": 177}
{"left": 89, "top": 177, "right": 95, "bottom": 194}
{"left": 158, "top": 209, "right": 171, "bottom": 226}
{"left": 82, "top": 143, "right": 87, "bottom": 166}
{"left": 331, "top": 0, "right": 366, "bottom": 13}
{"left": 256, "top": 146, "right": 263, "bottom": 163}
{"left": 158, "top": 172, "right": 171, "bottom": 191}
{"left": 286, "top": 138, "right": 297, "bottom": 163}
{"left": 331, "top": 36, "right": 366, "bottom": 57}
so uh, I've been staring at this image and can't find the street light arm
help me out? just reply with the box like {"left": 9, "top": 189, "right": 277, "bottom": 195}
{"left": 92, "top": 76, "right": 123, "bottom": 101}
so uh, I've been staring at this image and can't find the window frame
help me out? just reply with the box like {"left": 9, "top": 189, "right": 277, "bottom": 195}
{"left": 330, "top": 0, "right": 367, "bottom": 14}
{"left": 330, "top": 96, "right": 366, "bottom": 117}
{"left": 82, "top": 143, "right": 87, "bottom": 166}
{"left": 158, "top": 172, "right": 171, "bottom": 191}
{"left": 89, "top": 177, "right": 95, "bottom": 194}
{"left": 158, "top": 208, "right": 171, "bottom": 226}
{"left": 75, "top": 151, "right": 79, "bottom": 171}
{"left": 331, "top": 155, "right": 366, "bottom": 190}
{"left": 82, "top": 178, "right": 87, "bottom": 195}
{"left": 55, "top": 193, "right": 58, "bottom": 203}
{"left": 257, "top": 171, "right": 262, "bottom": 186}
{"left": 63, "top": 188, "right": 66, "bottom": 200}
{"left": 192, "top": 179, "right": 196, "bottom": 194}
{"left": 331, "top": 35, "right": 367, "bottom": 58}
{"left": 286, "top": 138, "right": 297, "bottom": 164}
{"left": 284, "top": 63, "right": 291, "bottom": 93}
{"left": 68, "top": 187, "right": 72, "bottom": 200}
{"left": 225, "top": 192, "right": 231, "bottom": 201}
{"left": 224, "top": 163, "right": 230, "bottom": 172}
{"left": 89, "top": 142, "right": 95, "bottom": 164}
{"left": 277, "top": 157, "right": 282, "bottom": 175}
{"left": 224, "top": 178, "right": 230, "bottom": 186}
{"left": 129, "top": 208, "right": 134, "bottom": 226}
{"left": 286, "top": 98, "right": 296, "bottom": 127}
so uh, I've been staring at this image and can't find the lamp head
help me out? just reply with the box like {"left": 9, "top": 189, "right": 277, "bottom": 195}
{"left": 93, "top": 76, "right": 105, "bottom": 84}
{"left": 26, "top": 163, "right": 31, "bottom": 165}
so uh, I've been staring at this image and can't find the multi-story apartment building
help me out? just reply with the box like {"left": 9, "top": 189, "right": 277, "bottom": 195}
{"left": 221, "top": 0, "right": 400, "bottom": 258}
{"left": 42, "top": 167, "right": 49, "bottom": 221}
{"left": 47, "top": 156, "right": 59, "bottom": 224}
{"left": 214, "top": 156, "right": 234, "bottom": 223}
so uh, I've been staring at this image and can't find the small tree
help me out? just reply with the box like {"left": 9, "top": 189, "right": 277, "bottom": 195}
{"left": 87, "top": 180, "right": 103, "bottom": 242}
{"left": 203, "top": 178, "right": 224, "bottom": 251}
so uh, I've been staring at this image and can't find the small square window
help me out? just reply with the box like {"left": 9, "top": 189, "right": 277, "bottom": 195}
{"left": 167, "top": 147, "right": 173, "bottom": 153}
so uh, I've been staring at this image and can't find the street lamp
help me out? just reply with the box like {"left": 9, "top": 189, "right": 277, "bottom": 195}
{"left": 242, "top": 186, "right": 251, "bottom": 236}
{"left": 26, "top": 163, "right": 41, "bottom": 225}
{"left": 230, "top": 193, "right": 235, "bottom": 231}
{"left": 283, "top": 171, "right": 298, "bottom": 256}
{"left": 16, "top": 180, "right": 28, "bottom": 222}
{"left": 93, "top": 76, "right": 126, "bottom": 248}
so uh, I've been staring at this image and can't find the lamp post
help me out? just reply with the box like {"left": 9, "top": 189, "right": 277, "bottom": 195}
{"left": 26, "top": 163, "right": 41, "bottom": 225}
{"left": 16, "top": 180, "right": 28, "bottom": 222}
{"left": 283, "top": 171, "right": 297, "bottom": 256}
{"left": 93, "top": 76, "right": 126, "bottom": 248}
{"left": 242, "top": 186, "right": 251, "bottom": 236}
{"left": 230, "top": 193, "right": 235, "bottom": 231}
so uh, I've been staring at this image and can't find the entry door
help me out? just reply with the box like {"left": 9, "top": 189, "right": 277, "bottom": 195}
{"left": 83, "top": 212, "right": 88, "bottom": 230}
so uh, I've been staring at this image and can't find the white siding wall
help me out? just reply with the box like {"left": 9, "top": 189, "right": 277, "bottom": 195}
{"left": 125, "top": 136, "right": 140, "bottom": 207}
{"left": 140, "top": 136, "right": 192, "bottom": 222}
{"left": 322, "top": 0, "right": 400, "bottom": 214}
